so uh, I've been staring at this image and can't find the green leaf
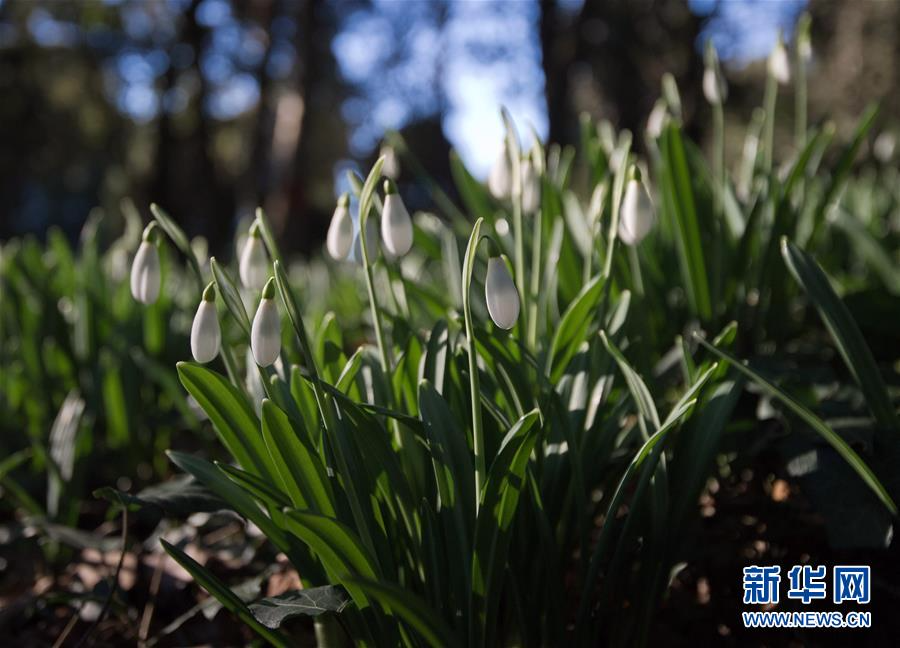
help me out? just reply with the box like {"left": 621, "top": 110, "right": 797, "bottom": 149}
{"left": 177, "top": 362, "right": 271, "bottom": 478}
{"left": 694, "top": 334, "right": 897, "bottom": 515}
{"left": 471, "top": 408, "right": 541, "bottom": 647}
{"left": 160, "top": 539, "right": 292, "bottom": 648}
{"left": 576, "top": 395, "right": 698, "bottom": 638}
{"left": 255, "top": 206, "right": 283, "bottom": 264}
{"left": 150, "top": 203, "right": 204, "bottom": 289}
{"left": 545, "top": 275, "right": 605, "bottom": 381}
{"left": 345, "top": 578, "right": 461, "bottom": 648}
{"left": 94, "top": 477, "right": 225, "bottom": 518}
{"left": 600, "top": 331, "right": 661, "bottom": 430}
{"left": 450, "top": 149, "right": 493, "bottom": 222}
{"left": 282, "top": 510, "right": 380, "bottom": 606}
{"left": 261, "top": 399, "right": 336, "bottom": 516}
{"left": 659, "top": 123, "right": 712, "bottom": 319}
{"left": 210, "top": 257, "right": 251, "bottom": 337}
{"left": 167, "top": 451, "right": 295, "bottom": 556}
{"left": 249, "top": 586, "right": 351, "bottom": 628}
{"left": 781, "top": 238, "right": 899, "bottom": 433}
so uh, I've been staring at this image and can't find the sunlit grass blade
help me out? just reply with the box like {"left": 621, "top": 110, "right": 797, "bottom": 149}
{"left": 659, "top": 123, "right": 711, "bottom": 320}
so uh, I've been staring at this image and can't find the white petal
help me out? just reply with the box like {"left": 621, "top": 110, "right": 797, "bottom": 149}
{"left": 646, "top": 101, "right": 668, "bottom": 139}
{"left": 618, "top": 180, "right": 655, "bottom": 246}
{"left": 703, "top": 67, "right": 726, "bottom": 104}
{"left": 239, "top": 236, "right": 269, "bottom": 290}
{"left": 130, "top": 241, "right": 161, "bottom": 304}
{"left": 326, "top": 204, "right": 353, "bottom": 260}
{"left": 251, "top": 298, "right": 281, "bottom": 367}
{"left": 488, "top": 148, "right": 511, "bottom": 199}
{"left": 768, "top": 42, "right": 791, "bottom": 84}
{"left": 190, "top": 301, "right": 221, "bottom": 363}
{"left": 381, "top": 193, "right": 413, "bottom": 257}
{"left": 521, "top": 160, "right": 540, "bottom": 214}
{"left": 485, "top": 257, "right": 520, "bottom": 330}
{"left": 381, "top": 145, "right": 400, "bottom": 179}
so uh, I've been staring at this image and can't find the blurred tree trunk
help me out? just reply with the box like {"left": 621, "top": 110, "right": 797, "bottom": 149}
{"left": 540, "top": 0, "right": 703, "bottom": 148}
{"left": 807, "top": 0, "right": 900, "bottom": 138}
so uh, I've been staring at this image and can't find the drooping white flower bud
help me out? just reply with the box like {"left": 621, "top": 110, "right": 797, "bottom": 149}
{"left": 326, "top": 193, "right": 353, "bottom": 261}
{"left": 381, "top": 180, "right": 413, "bottom": 257}
{"left": 131, "top": 223, "right": 161, "bottom": 304}
{"left": 380, "top": 144, "right": 400, "bottom": 180}
{"left": 768, "top": 37, "right": 791, "bottom": 85}
{"left": 352, "top": 215, "right": 379, "bottom": 265}
{"left": 485, "top": 255, "right": 519, "bottom": 330}
{"left": 646, "top": 100, "right": 668, "bottom": 140}
{"left": 251, "top": 278, "right": 281, "bottom": 367}
{"left": 618, "top": 170, "right": 655, "bottom": 246}
{"left": 521, "top": 157, "right": 541, "bottom": 214}
{"left": 703, "top": 67, "right": 727, "bottom": 105}
{"left": 239, "top": 222, "right": 269, "bottom": 291}
{"left": 488, "top": 147, "right": 512, "bottom": 200}
{"left": 874, "top": 132, "right": 896, "bottom": 163}
{"left": 191, "top": 283, "right": 221, "bottom": 363}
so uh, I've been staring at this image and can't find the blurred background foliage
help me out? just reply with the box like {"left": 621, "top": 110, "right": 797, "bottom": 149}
{"left": 2, "top": 0, "right": 897, "bottom": 256}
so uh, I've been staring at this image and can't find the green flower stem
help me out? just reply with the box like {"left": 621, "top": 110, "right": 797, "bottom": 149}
{"left": 712, "top": 98, "right": 725, "bottom": 308}
{"left": 628, "top": 245, "right": 644, "bottom": 296}
{"left": 512, "top": 183, "right": 526, "bottom": 339}
{"left": 462, "top": 218, "right": 486, "bottom": 507}
{"left": 526, "top": 206, "right": 542, "bottom": 349}
{"left": 762, "top": 72, "right": 777, "bottom": 175}
{"left": 359, "top": 226, "right": 393, "bottom": 383}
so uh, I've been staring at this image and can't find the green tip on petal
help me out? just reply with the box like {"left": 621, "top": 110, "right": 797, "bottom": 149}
{"left": 629, "top": 165, "right": 642, "bottom": 183}
{"left": 261, "top": 276, "right": 276, "bottom": 299}
{"left": 383, "top": 178, "right": 398, "bottom": 195}
{"left": 202, "top": 282, "right": 217, "bottom": 302}
{"left": 338, "top": 193, "right": 350, "bottom": 207}
{"left": 249, "top": 221, "right": 262, "bottom": 238}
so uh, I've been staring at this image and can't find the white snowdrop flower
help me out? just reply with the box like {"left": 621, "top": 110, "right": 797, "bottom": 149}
{"left": 618, "top": 170, "right": 656, "bottom": 246}
{"left": 239, "top": 222, "right": 270, "bottom": 291}
{"left": 352, "top": 215, "right": 379, "bottom": 265}
{"left": 190, "top": 283, "right": 221, "bottom": 363}
{"left": 874, "top": 132, "right": 896, "bottom": 163}
{"left": 251, "top": 278, "right": 281, "bottom": 367}
{"left": 381, "top": 180, "right": 413, "bottom": 257}
{"left": 485, "top": 255, "right": 519, "bottom": 330}
{"left": 130, "top": 223, "right": 161, "bottom": 305}
{"left": 326, "top": 193, "right": 353, "bottom": 260}
{"left": 488, "top": 146, "right": 512, "bottom": 200}
{"left": 380, "top": 144, "right": 400, "bottom": 180}
{"left": 703, "top": 66, "right": 727, "bottom": 105}
{"left": 768, "top": 37, "right": 791, "bottom": 85}
{"left": 521, "top": 157, "right": 541, "bottom": 214}
{"left": 646, "top": 100, "right": 668, "bottom": 140}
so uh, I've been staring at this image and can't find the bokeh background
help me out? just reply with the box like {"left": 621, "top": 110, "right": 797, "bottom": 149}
{"left": 1, "top": 0, "right": 897, "bottom": 255}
